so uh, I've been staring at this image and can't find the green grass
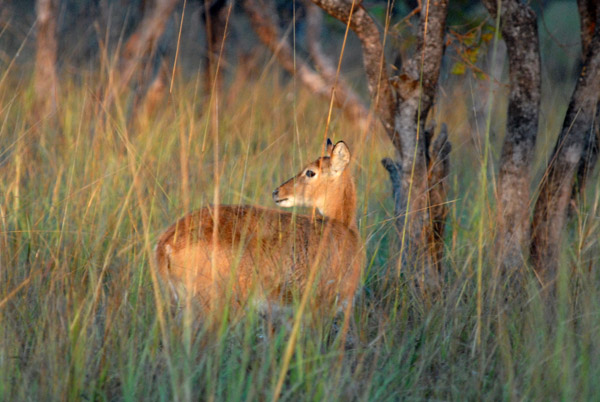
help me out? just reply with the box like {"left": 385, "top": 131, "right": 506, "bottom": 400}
{"left": 1, "top": 62, "right": 600, "bottom": 401}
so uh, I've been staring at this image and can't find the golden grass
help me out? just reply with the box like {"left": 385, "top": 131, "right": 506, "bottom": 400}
{"left": 0, "top": 59, "right": 600, "bottom": 400}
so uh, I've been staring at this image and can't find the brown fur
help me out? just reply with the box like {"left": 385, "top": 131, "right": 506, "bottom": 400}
{"left": 155, "top": 141, "right": 364, "bottom": 314}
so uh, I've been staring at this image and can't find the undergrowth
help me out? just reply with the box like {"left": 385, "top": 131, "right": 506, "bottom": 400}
{"left": 1, "top": 62, "right": 600, "bottom": 401}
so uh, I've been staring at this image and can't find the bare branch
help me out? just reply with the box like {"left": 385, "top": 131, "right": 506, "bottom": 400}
{"left": 305, "top": 1, "right": 337, "bottom": 82}
{"left": 310, "top": 0, "right": 398, "bottom": 143}
{"left": 243, "top": 0, "right": 368, "bottom": 126}
{"left": 303, "top": 1, "right": 368, "bottom": 126}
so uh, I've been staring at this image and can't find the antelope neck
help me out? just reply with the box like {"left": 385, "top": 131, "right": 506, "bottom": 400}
{"left": 320, "top": 172, "right": 357, "bottom": 229}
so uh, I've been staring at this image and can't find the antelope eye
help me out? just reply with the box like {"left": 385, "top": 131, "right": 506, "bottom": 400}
{"left": 305, "top": 170, "right": 316, "bottom": 178}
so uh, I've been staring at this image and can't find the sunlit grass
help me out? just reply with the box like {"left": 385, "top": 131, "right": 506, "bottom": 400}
{"left": 1, "top": 59, "right": 600, "bottom": 400}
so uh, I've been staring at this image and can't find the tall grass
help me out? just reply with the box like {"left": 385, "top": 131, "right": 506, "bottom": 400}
{"left": 1, "top": 56, "right": 600, "bottom": 401}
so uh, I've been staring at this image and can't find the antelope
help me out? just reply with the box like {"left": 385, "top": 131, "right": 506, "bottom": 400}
{"left": 155, "top": 139, "right": 364, "bottom": 315}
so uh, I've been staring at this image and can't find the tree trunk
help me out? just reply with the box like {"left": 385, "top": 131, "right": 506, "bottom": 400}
{"left": 572, "top": 102, "right": 599, "bottom": 204}
{"left": 482, "top": 0, "right": 541, "bottom": 274}
{"left": 391, "top": 0, "right": 449, "bottom": 286}
{"left": 119, "top": 0, "right": 179, "bottom": 91}
{"left": 531, "top": 4, "right": 600, "bottom": 283}
{"left": 242, "top": 0, "right": 369, "bottom": 128}
{"left": 313, "top": 0, "right": 450, "bottom": 292}
{"left": 202, "top": 0, "right": 229, "bottom": 95}
{"left": 34, "top": 0, "right": 59, "bottom": 117}
{"left": 572, "top": 0, "right": 600, "bottom": 202}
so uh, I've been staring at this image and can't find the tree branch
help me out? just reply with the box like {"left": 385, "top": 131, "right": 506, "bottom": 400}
{"left": 402, "top": 0, "right": 448, "bottom": 107}
{"left": 243, "top": 0, "right": 368, "bottom": 126}
{"left": 310, "top": 0, "right": 398, "bottom": 145}
{"left": 303, "top": 1, "right": 369, "bottom": 126}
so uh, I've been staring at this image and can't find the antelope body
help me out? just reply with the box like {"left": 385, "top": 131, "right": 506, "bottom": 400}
{"left": 155, "top": 140, "right": 364, "bottom": 313}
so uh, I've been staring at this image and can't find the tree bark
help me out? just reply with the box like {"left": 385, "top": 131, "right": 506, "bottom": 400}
{"left": 242, "top": 0, "right": 369, "bottom": 127}
{"left": 482, "top": 0, "right": 541, "bottom": 273}
{"left": 313, "top": 0, "right": 450, "bottom": 290}
{"left": 34, "top": 0, "right": 59, "bottom": 117}
{"left": 573, "top": 0, "right": 600, "bottom": 202}
{"left": 531, "top": 4, "right": 600, "bottom": 283}
{"left": 202, "top": 0, "right": 229, "bottom": 94}
{"left": 392, "top": 0, "right": 449, "bottom": 284}
{"left": 427, "top": 123, "right": 452, "bottom": 270}
{"left": 578, "top": 0, "right": 597, "bottom": 53}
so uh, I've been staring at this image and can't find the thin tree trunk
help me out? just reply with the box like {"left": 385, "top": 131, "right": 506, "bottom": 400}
{"left": 573, "top": 102, "right": 599, "bottom": 203}
{"left": 313, "top": 0, "right": 450, "bottom": 291}
{"left": 202, "top": 0, "right": 229, "bottom": 94}
{"left": 119, "top": 0, "right": 179, "bottom": 91}
{"left": 572, "top": 0, "right": 600, "bottom": 202}
{"left": 242, "top": 0, "right": 369, "bottom": 127}
{"left": 138, "top": 60, "right": 169, "bottom": 117}
{"left": 531, "top": 5, "right": 600, "bottom": 283}
{"left": 482, "top": 0, "right": 541, "bottom": 273}
{"left": 34, "top": 0, "right": 59, "bottom": 117}
{"left": 427, "top": 123, "right": 452, "bottom": 270}
{"left": 392, "top": 0, "right": 449, "bottom": 285}
{"left": 577, "top": 0, "right": 597, "bottom": 53}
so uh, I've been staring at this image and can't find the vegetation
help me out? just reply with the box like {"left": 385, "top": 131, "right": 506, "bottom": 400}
{"left": 1, "top": 1, "right": 600, "bottom": 400}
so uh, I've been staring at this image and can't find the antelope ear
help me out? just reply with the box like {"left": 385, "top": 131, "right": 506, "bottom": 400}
{"left": 326, "top": 138, "right": 334, "bottom": 156}
{"left": 330, "top": 141, "right": 350, "bottom": 175}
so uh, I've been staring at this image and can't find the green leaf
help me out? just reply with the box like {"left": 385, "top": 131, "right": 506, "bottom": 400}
{"left": 451, "top": 62, "right": 466, "bottom": 75}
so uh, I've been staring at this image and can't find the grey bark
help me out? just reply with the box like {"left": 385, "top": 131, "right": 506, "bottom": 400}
{"left": 242, "top": 0, "right": 369, "bottom": 127}
{"left": 531, "top": 4, "right": 600, "bottom": 283}
{"left": 393, "top": 0, "right": 449, "bottom": 283}
{"left": 573, "top": 0, "right": 600, "bottom": 202}
{"left": 482, "top": 0, "right": 541, "bottom": 272}
{"left": 428, "top": 124, "right": 451, "bottom": 271}
{"left": 34, "top": 0, "right": 59, "bottom": 117}
{"left": 313, "top": 0, "right": 450, "bottom": 289}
